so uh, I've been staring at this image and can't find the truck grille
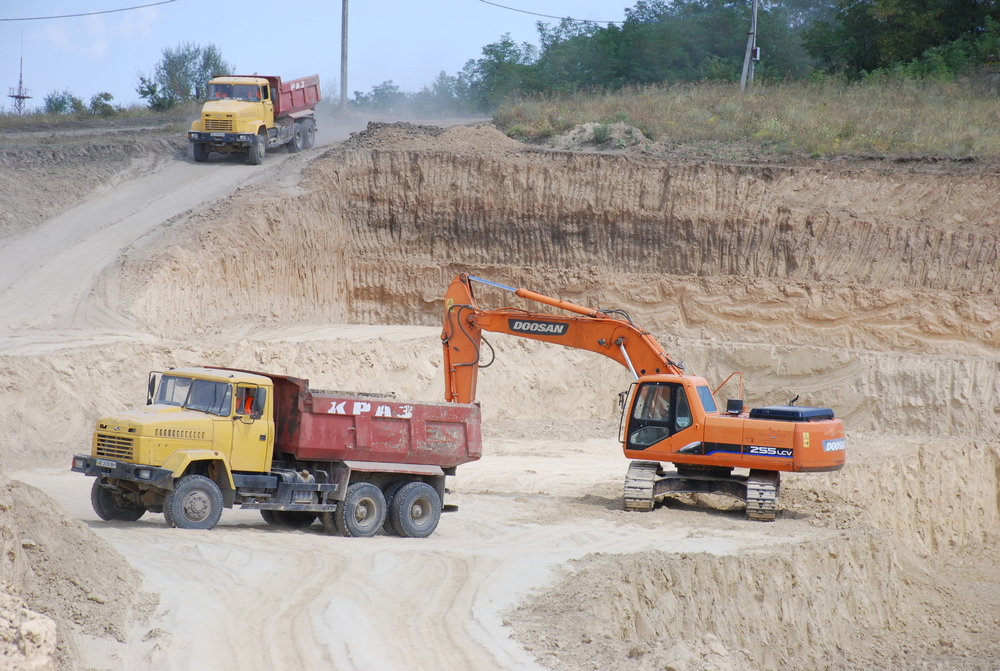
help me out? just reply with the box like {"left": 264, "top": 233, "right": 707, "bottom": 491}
{"left": 96, "top": 434, "right": 134, "bottom": 460}
{"left": 154, "top": 428, "right": 206, "bottom": 440}
{"left": 204, "top": 118, "right": 232, "bottom": 132}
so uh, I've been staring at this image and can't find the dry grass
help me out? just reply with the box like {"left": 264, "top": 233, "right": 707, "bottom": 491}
{"left": 0, "top": 102, "right": 200, "bottom": 131}
{"left": 495, "top": 76, "right": 1000, "bottom": 158}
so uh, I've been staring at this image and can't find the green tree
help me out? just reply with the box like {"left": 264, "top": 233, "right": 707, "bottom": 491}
{"left": 136, "top": 75, "right": 178, "bottom": 111}
{"left": 352, "top": 80, "right": 405, "bottom": 110}
{"left": 805, "top": 0, "right": 1000, "bottom": 75}
{"left": 458, "top": 34, "right": 538, "bottom": 111}
{"left": 43, "top": 89, "right": 84, "bottom": 115}
{"left": 89, "top": 92, "right": 116, "bottom": 117}
{"left": 137, "top": 42, "right": 233, "bottom": 107}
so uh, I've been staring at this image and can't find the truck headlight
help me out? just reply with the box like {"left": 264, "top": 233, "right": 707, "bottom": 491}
{"left": 72, "top": 457, "right": 87, "bottom": 470}
{"left": 238, "top": 134, "right": 249, "bottom": 141}
{"left": 137, "top": 468, "right": 152, "bottom": 480}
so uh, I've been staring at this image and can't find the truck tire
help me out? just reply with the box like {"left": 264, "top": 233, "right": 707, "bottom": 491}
{"left": 302, "top": 119, "right": 316, "bottom": 149}
{"left": 248, "top": 133, "right": 266, "bottom": 165}
{"left": 287, "top": 124, "right": 304, "bottom": 153}
{"left": 380, "top": 481, "right": 409, "bottom": 535}
{"left": 331, "top": 482, "right": 386, "bottom": 537}
{"left": 388, "top": 482, "right": 441, "bottom": 538}
{"left": 91, "top": 479, "right": 146, "bottom": 522}
{"left": 192, "top": 142, "right": 209, "bottom": 162}
{"left": 261, "top": 510, "right": 316, "bottom": 528}
{"left": 164, "top": 474, "right": 223, "bottom": 530}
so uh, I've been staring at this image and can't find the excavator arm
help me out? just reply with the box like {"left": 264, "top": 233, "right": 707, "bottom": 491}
{"left": 441, "top": 273, "right": 683, "bottom": 404}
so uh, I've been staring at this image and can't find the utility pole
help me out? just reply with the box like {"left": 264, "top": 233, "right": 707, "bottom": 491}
{"left": 739, "top": 0, "right": 759, "bottom": 92}
{"left": 340, "top": 0, "right": 348, "bottom": 114}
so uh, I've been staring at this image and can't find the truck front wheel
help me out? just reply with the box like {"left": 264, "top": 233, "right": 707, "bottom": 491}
{"left": 248, "top": 133, "right": 266, "bottom": 165}
{"left": 165, "top": 475, "right": 223, "bottom": 530}
{"left": 325, "top": 482, "right": 386, "bottom": 537}
{"left": 388, "top": 482, "right": 441, "bottom": 538}
{"left": 192, "top": 142, "right": 209, "bottom": 162}
{"left": 91, "top": 479, "right": 146, "bottom": 522}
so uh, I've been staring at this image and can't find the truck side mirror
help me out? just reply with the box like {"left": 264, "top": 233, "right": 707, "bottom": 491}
{"left": 726, "top": 398, "right": 743, "bottom": 415}
{"left": 147, "top": 372, "right": 161, "bottom": 405}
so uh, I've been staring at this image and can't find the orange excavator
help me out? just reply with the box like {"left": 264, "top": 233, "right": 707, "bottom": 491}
{"left": 442, "top": 273, "right": 846, "bottom": 520}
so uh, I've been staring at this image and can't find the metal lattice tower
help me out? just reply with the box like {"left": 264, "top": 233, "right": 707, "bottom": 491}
{"left": 8, "top": 52, "right": 32, "bottom": 115}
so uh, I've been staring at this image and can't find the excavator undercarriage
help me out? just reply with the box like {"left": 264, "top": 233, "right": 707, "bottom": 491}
{"left": 623, "top": 462, "right": 781, "bottom": 521}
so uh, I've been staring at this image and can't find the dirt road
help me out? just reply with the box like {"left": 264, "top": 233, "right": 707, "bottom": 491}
{"left": 2, "top": 118, "right": 999, "bottom": 671}
{"left": 15, "top": 433, "right": 807, "bottom": 670}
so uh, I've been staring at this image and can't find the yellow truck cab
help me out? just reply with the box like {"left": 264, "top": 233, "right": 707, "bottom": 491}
{"left": 73, "top": 368, "right": 274, "bottom": 524}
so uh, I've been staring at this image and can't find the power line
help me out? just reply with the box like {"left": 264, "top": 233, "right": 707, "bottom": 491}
{"left": 478, "top": 0, "right": 623, "bottom": 25}
{"left": 478, "top": 1, "right": 734, "bottom": 27}
{"left": 0, "top": 0, "right": 176, "bottom": 22}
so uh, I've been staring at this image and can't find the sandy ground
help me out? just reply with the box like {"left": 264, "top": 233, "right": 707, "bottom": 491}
{"left": 1, "top": 116, "right": 998, "bottom": 670}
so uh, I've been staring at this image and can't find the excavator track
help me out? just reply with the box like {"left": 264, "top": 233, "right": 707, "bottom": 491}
{"left": 623, "top": 461, "right": 660, "bottom": 511}
{"left": 745, "top": 470, "right": 780, "bottom": 521}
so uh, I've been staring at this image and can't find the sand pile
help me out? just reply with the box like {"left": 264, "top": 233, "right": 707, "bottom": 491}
{"left": 0, "top": 472, "right": 153, "bottom": 670}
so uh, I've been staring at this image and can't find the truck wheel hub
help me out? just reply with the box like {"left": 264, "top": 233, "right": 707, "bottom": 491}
{"left": 183, "top": 491, "right": 211, "bottom": 521}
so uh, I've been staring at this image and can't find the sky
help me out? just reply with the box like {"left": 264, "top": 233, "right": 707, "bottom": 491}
{"left": 0, "top": 0, "right": 630, "bottom": 111}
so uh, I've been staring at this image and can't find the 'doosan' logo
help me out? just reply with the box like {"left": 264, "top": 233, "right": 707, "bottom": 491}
{"left": 508, "top": 319, "right": 569, "bottom": 336}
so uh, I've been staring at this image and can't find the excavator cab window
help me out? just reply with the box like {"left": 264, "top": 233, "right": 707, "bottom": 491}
{"left": 626, "top": 382, "right": 693, "bottom": 450}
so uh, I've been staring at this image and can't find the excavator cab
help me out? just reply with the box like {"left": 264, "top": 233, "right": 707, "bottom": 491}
{"left": 625, "top": 381, "right": 692, "bottom": 449}
{"left": 620, "top": 378, "right": 718, "bottom": 452}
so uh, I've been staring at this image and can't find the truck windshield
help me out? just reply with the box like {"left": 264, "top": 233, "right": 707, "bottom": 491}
{"left": 209, "top": 83, "right": 260, "bottom": 101}
{"left": 155, "top": 375, "right": 232, "bottom": 417}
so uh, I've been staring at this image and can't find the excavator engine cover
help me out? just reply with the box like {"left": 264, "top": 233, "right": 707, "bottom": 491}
{"left": 748, "top": 405, "right": 835, "bottom": 422}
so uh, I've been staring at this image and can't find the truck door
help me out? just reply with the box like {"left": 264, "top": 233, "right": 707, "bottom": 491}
{"left": 231, "top": 386, "right": 272, "bottom": 472}
{"left": 624, "top": 382, "right": 697, "bottom": 452}
{"left": 260, "top": 85, "right": 274, "bottom": 129}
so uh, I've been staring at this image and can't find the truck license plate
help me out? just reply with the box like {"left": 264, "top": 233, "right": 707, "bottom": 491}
{"left": 211, "top": 132, "right": 224, "bottom": 137}
{"left": 96, "top": 459, "right": 116, "bottom": 469}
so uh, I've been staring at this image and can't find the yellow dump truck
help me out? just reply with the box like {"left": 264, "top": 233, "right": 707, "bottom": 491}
{"left": 71, "top": 367, "right": 482, "bottom": 537}
{"left": 187, "top": 74, "right": 321, "bottom": 164}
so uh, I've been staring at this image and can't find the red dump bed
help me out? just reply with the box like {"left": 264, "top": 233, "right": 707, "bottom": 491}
{"left": 259, "top": 74, "right": 320, "bottom": 118}
{"left": 267, "top": 374, "right": 481, "bottom": 468}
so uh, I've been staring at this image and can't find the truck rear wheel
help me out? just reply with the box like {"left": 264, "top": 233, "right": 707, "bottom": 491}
{"left": 388, "top": 482, "right": 441, "bottom": 538}
{"left": 91, "top": 479, "right": 146, "bottom": 522}
{"left": 192, "top": 142, "right": 209, "bottom": 162}
{"left": 165, "top": 475, "right": 223, "bottom": 530}
{"left": 287, "top": 124, "right": 304, "bottom": 153}
{"left": 248, "top": 133, "right": 266, "bottom": 165}
{"left": 302, "top": 119, "right": 316, "bottom": 149}
{"left": 329, "top": 482, "right": 386, "bottom": 537}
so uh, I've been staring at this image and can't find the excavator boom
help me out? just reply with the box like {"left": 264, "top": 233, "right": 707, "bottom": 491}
{"left": 441, "top": 274, "right": 683, "bottom": 404}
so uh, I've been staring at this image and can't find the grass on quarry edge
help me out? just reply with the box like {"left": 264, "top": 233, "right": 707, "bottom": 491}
{"left": 495, "top": 76, "right": 1000, "bottom": 158}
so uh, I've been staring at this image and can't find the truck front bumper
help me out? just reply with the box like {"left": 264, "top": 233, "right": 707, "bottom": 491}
{"left": 71, "top": 454, "right": 174, "bottom": 489}
{"left": 188, "top": 131, "right": 255, "bottom": 146}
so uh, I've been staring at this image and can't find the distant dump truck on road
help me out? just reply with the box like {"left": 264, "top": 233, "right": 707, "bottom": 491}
{"left": 73, "top": 367, "right": 481, "bottom": 537}
{"left": 187, "top": 74, "right": 320, "bottom": 164}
